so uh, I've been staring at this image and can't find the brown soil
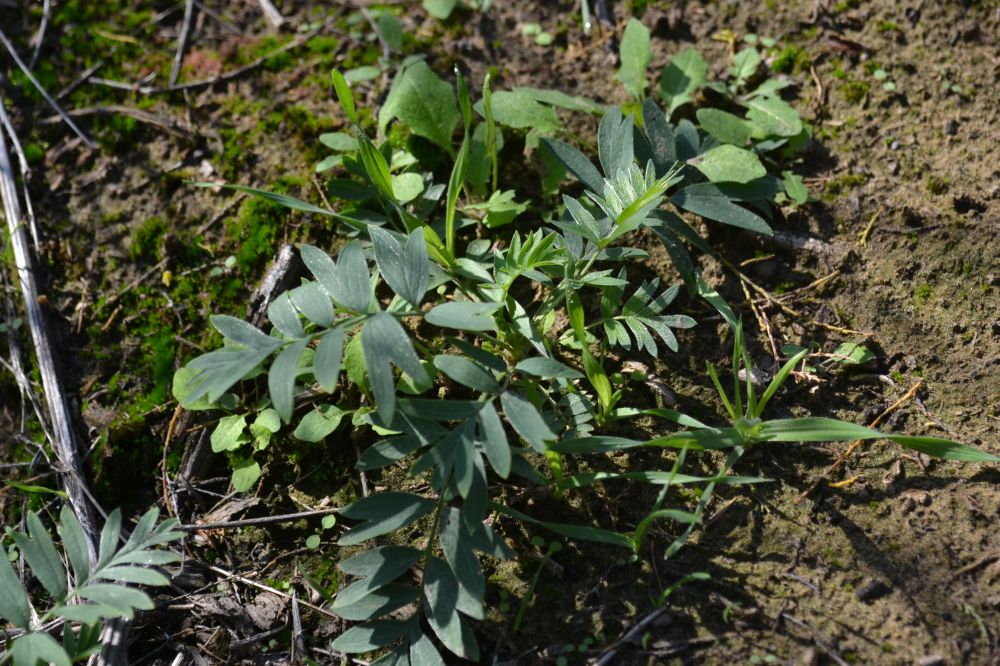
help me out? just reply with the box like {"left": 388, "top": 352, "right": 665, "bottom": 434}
{"left": 1, "top": 1, "right": 997, "bottom": 664}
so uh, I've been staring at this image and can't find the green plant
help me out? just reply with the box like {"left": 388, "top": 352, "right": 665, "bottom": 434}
{"left": 173, "top": 46, "right": 996, "bottom": 662}
{"left": 0, "top": 507, "right": 182, "bottom": 665}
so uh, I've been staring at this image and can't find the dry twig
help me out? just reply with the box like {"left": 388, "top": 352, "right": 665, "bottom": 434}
{"left": 795, "top": 380, "right": 924, "bottom": 504}
{"left": 0, "top": 29, "right": 97, "bottom": 149}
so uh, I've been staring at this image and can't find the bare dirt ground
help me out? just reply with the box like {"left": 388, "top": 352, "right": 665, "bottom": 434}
{"left": 1, "top": 1, "right": 998, "bottom": 664}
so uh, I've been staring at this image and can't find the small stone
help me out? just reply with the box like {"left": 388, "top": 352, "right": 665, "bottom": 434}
{"left": 855, "top": 578, "right": 891, "bottom": 602}
{"left": 918, "top": 656, "right": 945, "bottom": 666}
{"left": 889, "top": 139, "right": 901, "bottom": 151}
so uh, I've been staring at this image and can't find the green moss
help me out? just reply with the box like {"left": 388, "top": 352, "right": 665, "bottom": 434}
{"left": 225, "top": 190, "right": 297, "bottom": 272}
{"left": 914, "top": 283, "right": 934, "bottom": 302}
{"left": 876, "top": 21, "right": 900, "bottom": 33}
{"left": 129, "top": 216, "right": 166, "bottom": 261}
{"left": 771, "top": 45, "right": 812, "bottom": 74}
{"left": 824, "top": 173, "right": 867, "bottom": 198}
{"left": 23, "top": 143, "right": 46, "bottom": 163}
{"left": 833, "top": 0, "right": 861, "bottom": 13}
{"left": 925, "top": 175, "right": 950, "bottom": 195}
{"left": 842, "top": 81, "right": 870, "bottom": 104}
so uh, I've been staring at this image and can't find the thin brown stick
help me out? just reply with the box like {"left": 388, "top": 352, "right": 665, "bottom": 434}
{"left": 0, "top": 29, "right": 97, "bottom": 149}
{"left": 177, "top": 507, "right": 339, "bottom": 531}
{"left": 169, "top": 0, "right": 197, "bottom": 87}
{"left": 91, "top": 31, "right": 316, "bottom": 95}
{"left": 0, "top": 93, "right": 102, "bottom": 557}
{"left": 795, "top": 380, "right": 923, "bottom": 504}
{"left": 205, "top": 564, "right": 339, "bottom": 620}
{"left": 38, "top": 105, "right": 196, "bottom": 139}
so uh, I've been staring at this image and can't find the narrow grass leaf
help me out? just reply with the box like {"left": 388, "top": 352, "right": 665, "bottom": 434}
{"left": 498, "top": 505, "right": 633, "bottom": 550}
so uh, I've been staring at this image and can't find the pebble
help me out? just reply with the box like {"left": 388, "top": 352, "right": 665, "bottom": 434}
{"left": 918, "top": 657, "right": 945, "bottom": 666}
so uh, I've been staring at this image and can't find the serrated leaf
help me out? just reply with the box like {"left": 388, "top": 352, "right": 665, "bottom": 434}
{"left": 617, "top": 18, "right": 652, "bottom": 98}
{"left": 379, "top": 60, "right": 459, "bottom": 153}
{"left": 362, "top": 312, "right": 429, "bottom": 423}
{"left": 500, "top": 391, "right": 555, "bottom": 452}
{"left": 293, "top": 405, "right": 345, "bottom": 442}
{"left": 338, "top": 492, "right": 436, "bottom": 546}
{"left": 425, "top": 301, "right": 501, "bottom": 331}
{"left": 689, "top": 144, "right": 766, "bottom": 184}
